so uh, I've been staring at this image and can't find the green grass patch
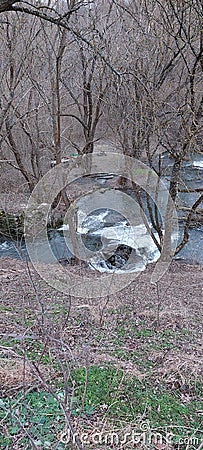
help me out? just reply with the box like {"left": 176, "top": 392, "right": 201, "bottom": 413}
{"left": 0, "top": 391, "right": 65, "bottom": 448}
{"left": 70, "top": 366, "right": 202, "bottom": 431}
{"left": 0, "top": 366, "right": 202, "bottom": 448}
{"left": 0, "top": 338, "right": 52, "bottom": 365}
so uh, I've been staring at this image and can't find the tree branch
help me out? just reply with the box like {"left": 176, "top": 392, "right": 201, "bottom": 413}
{"left": 0, "top": 0, "right": 19, "bottom": 12}
{"left": 4, "top": 2, "right": 121, "bottom": 77}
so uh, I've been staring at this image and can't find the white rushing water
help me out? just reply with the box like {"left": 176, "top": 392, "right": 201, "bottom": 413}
{"left": 77, "top": 209, "right": 109, "bottom": 234}
{"left": 89, "top": 223, "right": 161, "bottom": 273}
{"left": 76, "top": 207, "right": 162, "bottom": 273}
{"left": 193, "top": 160, "right": 203, "bottom": 169}
{"left": 57, "top": 206, "right": 182, "bottom": 273}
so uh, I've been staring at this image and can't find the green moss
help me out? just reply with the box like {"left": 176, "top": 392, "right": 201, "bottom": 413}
{"left": 0, "top": 210, "right": 24, "bottom": 238}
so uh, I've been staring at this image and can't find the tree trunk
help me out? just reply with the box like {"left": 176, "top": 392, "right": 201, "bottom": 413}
{"left": 5, "top": 119, "right": 36, "bottom": 192}
{"left": 169, "top": 157, "right": 182, "bottom": 202}
{"left": 0, "top": 1, "right": 18, "bottom": 12}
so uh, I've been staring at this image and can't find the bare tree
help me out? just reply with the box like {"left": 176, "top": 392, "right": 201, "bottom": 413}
{"left": 0, "top": 13, "right": 44, "bottom": 191}
{"left": 60, "top": 26, "right": 109, "bottom": 155}
{"left": 0, "top": 0, "right": 202, "bottom": 254}
{"left": 104, "top": 0, "right": 203, "bottom": 254}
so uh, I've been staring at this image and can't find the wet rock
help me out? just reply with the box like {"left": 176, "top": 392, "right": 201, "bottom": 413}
{"left": 105, "top": 244, "right": 132, "bottom": 269}
{"left": 58, "top": 257, "right": 88, "bottom": 267}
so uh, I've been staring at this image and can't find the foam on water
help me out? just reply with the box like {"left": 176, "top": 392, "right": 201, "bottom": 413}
{"left": 89, "top": 256, "right": 147, "bottom": 273}
{"left": 77, "top": 209, "right": 109, "bottom": 234}
{"left": 193, "top": 160, "right": 203, "bottom": 169}
{"left": 58, "top": 224, "right": 69, "bottom": 231}
{"left": 0, "top": 241, "right": 10, "bottom": 250}
{"left": 89, "top": 223, "right": 161, "bottom": 273}
{"left": 92, "top": 223, "right": 159, "bottom": 251}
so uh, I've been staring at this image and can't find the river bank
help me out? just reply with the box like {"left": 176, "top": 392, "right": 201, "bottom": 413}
{"left": 1, "top": 255, "right": 202, "bottom": 338}
{"left": 1, "top": 150, "right": 203, "bottom": 270}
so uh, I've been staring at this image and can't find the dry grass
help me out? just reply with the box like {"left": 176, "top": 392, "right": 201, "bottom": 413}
{"left": 0, "top": 257, "right": 202, "bottom": 449}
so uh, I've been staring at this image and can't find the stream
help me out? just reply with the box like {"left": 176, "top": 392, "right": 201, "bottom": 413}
{"left": 0, "top": 153, "right": 203, "bottom": 271}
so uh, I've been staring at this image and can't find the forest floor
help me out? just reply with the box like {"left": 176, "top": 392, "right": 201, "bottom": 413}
{"left": 0, "top": 257, "right": 202, "bottom": 449}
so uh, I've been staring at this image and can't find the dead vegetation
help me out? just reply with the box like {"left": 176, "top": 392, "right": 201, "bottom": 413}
{"left": 0, "top": 256, "right": 202, "bottom": 448}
